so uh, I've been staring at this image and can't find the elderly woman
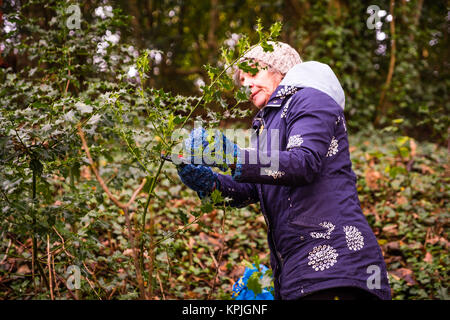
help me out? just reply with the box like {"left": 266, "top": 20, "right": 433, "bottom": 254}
{"left": 177, "top": 42, "right": 391, "bottom": 300}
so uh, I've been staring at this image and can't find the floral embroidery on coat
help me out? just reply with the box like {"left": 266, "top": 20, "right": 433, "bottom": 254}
{"left": 336, "top": 115, "right": 347, "bottom": 132}
{"left": 264, "top": 169, "right": 285, "bottom": 179}
{"left": 275, "top": 86, "right": 299, "bottom": 98}
{"left": 286, "top": 134, "right": 304, "bottom": 150}
{"left": 335, "top": 116, "right": 341, "bottom": 125}
{"left": 326, "top": 136, "right": 339, "bottom": 157}
{"left": 343, "top": 226, "right": 365, "bottom": 251}
{"left": 280, "top": 97, "right": 293, "bottom": 118}
{"left": 308, "top": 245, "right": 339, "bottom": 272}
{"left": 310, "top": 221, "right": 335, "bottom": 239}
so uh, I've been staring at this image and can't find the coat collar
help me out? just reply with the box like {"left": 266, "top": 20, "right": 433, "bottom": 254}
{"left": 264, "top": 85, "right": 300, "bottom": 108}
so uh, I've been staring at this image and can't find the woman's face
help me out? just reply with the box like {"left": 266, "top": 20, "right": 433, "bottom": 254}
{"left": 238, "top": 66, "right": 283, "bottom": 109}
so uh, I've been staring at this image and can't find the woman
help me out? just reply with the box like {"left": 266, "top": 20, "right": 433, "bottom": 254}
{"left": 177, "top": 41, "right": 391, "bottom": 300}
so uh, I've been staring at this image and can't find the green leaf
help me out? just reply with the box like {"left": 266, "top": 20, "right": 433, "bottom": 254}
{"left": 210, "top": 189, "right": 223, "bottom": 204}
{"left": 235, "top": 85, "right": 251, "bottom": 103}
{"left": 173, "top": 115, "right": 185, "bottom": 125}
{"left": 242, "top": 260, "right": 253, "bottom": 269}
{"left": 260, "top": 40, "right": 274, "bottom": 53}
{"left": 269, "top": 22, "right": 282, "bottom": 39}
{"left": 247, "top": 273, "right": 262, "bottom": 296}
{"left": 200, "top": 201, "right": 213, "bottom": 213}
{"left": 237, "top": 61, "right": 259, "bottom": 75}
{"left": 30, "top": 158, "right": 43, "bottom": 176}
{"left": 237, "top": 34, "right": 250, "bottom": 55}
{"left": 177, "top": 210, "right": 189, "bottom": 224}
{"left": 204, "top": 64, "right": 220, "bottom": 82}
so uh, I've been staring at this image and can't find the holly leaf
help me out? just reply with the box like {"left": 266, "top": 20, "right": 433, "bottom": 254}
{"left": 237, "top": 61, "right": 259, "bottom": 75}
{"left": 210, "top": 189, "right": 223, "bottom": 204}
{"left": 247, "top": 272, "right": 262, "bottom": 297}
{"left": 269, "top": 22, "right": 282, "bottom": 39}
{"left": 234, "top": 85, "right": 251, "bottom": 103}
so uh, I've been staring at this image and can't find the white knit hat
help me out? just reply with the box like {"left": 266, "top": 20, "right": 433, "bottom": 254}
{"left": 240, "top": 41, "right": 302, "bottom": 75}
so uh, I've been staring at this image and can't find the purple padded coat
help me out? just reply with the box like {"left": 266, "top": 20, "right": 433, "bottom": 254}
{"left": 216, "top": 61, "right": 391, "bottom": 300}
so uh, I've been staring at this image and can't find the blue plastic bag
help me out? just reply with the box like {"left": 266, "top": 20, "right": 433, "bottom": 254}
{"left": 231, "top": 264, "right": 274, "bottom": 300}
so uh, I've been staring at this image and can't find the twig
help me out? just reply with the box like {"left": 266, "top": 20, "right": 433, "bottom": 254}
{"left": 52, "top": 226, "right": 75, "bottom": 258}
{"left": 156, "top": 270, "right": 166, "bottom": 300}
{"left": 209, "top": 249, "right": 218, "bottom": 269}
{"left": 108, "top": 287, "right": 117, "bottom": 300}
{"left": 82, "top": 262, "right": 108, "bottom": 299}
{"left": 154, "top": 213, "right": 206, "bottom": 247}
{"left": 51, "top": 255, "right": 60, "bottom": 298}
{"left": 0, "top": 239, "right": 12, "bottom": 265}
{"left": 77, "top": 124, "right": 124, "bottom": 209}
{"left": 31, "top": 237, "right": 37, "bottom": 294}
{"left": 123, "top": 207, "right": 146, "bottom": 299}
{"left": 54, "top": 273, "right": 78, "bottom": 300}
{"left": 165, "top": 246, "right": 172, "bottom": 280}
{"left": 207, "top": 207, "right": 227, "bottom": 300}
{"left": 64, "top": 63, "right": 71, "bottom": 96}
{"left": 81, "top": 275, "right": 102, "bottom": 300}
{"left": 47, "top": 234, "right": 54, "bottom": 300}
{"left": 0, "top": 188, "right": 12, "bottom": 205}
{"left": 126, "top": 178, "right": 147, "bottom": 207}
{"left": 78, "top": 124, "right": 146, "bottom": 210}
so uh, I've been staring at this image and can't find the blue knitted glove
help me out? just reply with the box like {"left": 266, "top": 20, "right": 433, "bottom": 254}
{"left": 177, "top": 164, "right": 218, "bottom": 197}
{"left": 184, "top": 127, "right": 241, "bottom": 172}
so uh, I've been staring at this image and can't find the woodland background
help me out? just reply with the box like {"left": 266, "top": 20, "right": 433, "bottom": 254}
{"left": 0, "top": 0, "right": 448, "bottom": 300}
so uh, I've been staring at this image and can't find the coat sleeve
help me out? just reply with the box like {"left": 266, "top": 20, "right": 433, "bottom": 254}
{"left": 215, "top": 173, "right": 259, "bottom": 208}
{"left": 233, "top": 88, "right": 339, "bottom": 186}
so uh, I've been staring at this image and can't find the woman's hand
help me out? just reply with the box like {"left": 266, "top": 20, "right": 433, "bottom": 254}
{"left": 183, "top": 127, "right": 241, "bottom": 171}
{"left": 177, "top": 164, "right": 218, "bottom": 197}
